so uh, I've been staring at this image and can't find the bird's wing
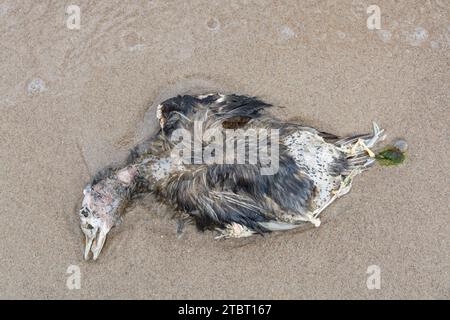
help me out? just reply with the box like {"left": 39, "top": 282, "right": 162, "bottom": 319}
{"left": 158, "top": 93, "right": 272, "bottom": 135}
{"left": 155, "top": 166, "right": 272, "bottom": 233}
{"left": 154, "top": 156, "right": 317, "bottom": 233}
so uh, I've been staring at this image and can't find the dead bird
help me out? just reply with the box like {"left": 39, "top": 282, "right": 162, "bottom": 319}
{"left": 79, "top": 93, "right": 406, "bottom": 260}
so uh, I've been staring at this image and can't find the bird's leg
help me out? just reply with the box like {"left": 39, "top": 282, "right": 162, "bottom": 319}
{"left": 350, "top": 139, "right": 375, "bottom": 157}
{"left": 312, "top": 169, "right": 360, "bottom": 219}
{"left": 338, "top": 122, "right": 386, "bottom": 157}
{"left": 335, "top": 168, "right": 360, "bottom": 197}
{"left": 214, "top": 222, "right": 255, "bottom": 239}
{"left": 287, "top": 212, "right": 321, "bottom": 227}
{"left": 362, "top": 122, "right": 386, "bottom": 149}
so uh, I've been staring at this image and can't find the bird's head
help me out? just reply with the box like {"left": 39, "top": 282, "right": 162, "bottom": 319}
{"left": 79, "top": 166, "right": 138, "bottom": 260}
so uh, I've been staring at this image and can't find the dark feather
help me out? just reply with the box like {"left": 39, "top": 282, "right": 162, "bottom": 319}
{"left": 152, "top": 94, "right": 316, "bottom": 233}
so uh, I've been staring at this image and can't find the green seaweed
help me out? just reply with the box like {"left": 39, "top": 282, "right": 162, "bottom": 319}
{"left": 375, "top": 146, "right": 406, "bottom": 166}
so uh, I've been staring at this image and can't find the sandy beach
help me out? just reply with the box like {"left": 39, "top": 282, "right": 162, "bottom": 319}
{"left": 0, "top": 0, "right": 448, "bottom": 299}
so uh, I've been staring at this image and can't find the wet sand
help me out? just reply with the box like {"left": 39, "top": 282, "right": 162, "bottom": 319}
{"left": 0, "top": 0, "right": 449, "bottom": 299}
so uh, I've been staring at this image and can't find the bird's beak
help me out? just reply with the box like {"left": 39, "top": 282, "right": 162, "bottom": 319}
{"left": 84, "top": 226, "right": 111, "bottom": 261}
{"left": 84, "top": 235, "right": 94, "bottom": 260}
